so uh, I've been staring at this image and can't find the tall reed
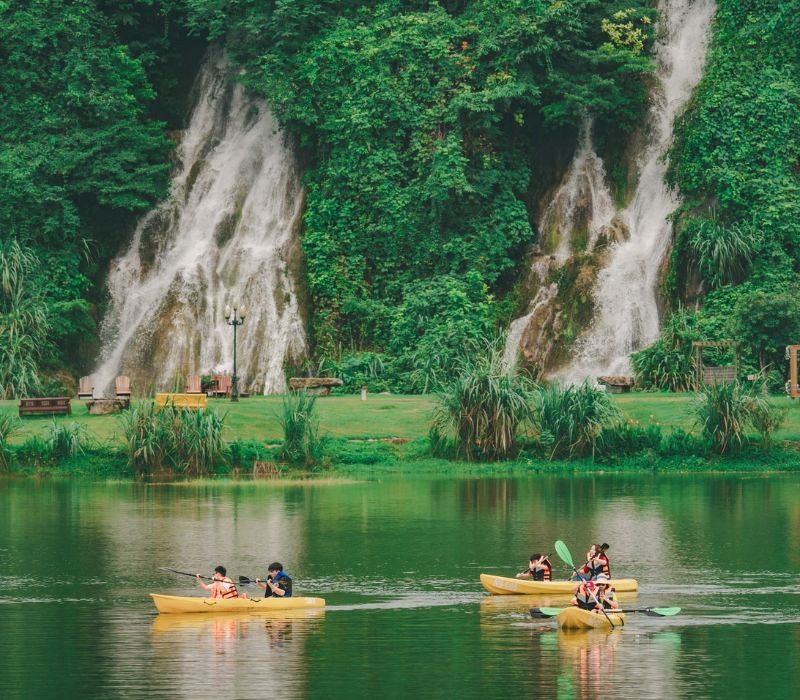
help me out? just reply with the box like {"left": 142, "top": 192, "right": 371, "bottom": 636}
{"left": 47, "top": 420, "right": 87, "bottom": 460}
{"left": 279, "top": 390, "right": 324, "bottom": 466}
{"left": 694, "top": 381, "right": 786, "bottom": 453}
{"left": 531, "top": 382, "right": 620, "bottom": 460}
{"left": 0, "top": 413, "right": 19, "bottom": 471}
{"left": 430, "top": 342, "right": 534, "bottom": 462}
{"left": 120, "top": 402, "right": 228, "bottom": 475}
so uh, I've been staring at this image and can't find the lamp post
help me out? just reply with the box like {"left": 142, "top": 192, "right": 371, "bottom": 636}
{"left": 224, "top": 303, "right": 246, "bottom": 402}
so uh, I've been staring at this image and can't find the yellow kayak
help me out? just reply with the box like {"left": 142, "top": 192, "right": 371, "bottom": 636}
{"left": 480, "top": 573, "right": 638, "bottom": 595}
{"left": 150, "top": 593, "right": 326, "bottom": 614}
{"left": 557, "top": 606, "right": 626, "bottom": 630}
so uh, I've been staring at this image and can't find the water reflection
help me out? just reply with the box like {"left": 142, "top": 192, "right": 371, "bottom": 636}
{"left": 148, "top": 611, "right": 324, "bottom": 696}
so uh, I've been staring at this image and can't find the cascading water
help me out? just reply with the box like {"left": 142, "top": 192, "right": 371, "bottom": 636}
{"left": 93, "top": 51, "right": 306, "bottom": 395}
{"left": 503, "top": 118, "right": 617, "bottom": 372}
{"left": 562, "top": 0, "right": 716, "bottom": 380}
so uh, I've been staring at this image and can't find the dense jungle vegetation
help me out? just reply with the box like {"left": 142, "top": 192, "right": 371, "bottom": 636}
{"left": 1, "top": 0, "right": 798, "bottom": 396}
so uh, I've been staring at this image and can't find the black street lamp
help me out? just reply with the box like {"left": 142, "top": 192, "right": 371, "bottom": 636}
{"left": 224, "top": 303, "right": 246, "bottom": 402}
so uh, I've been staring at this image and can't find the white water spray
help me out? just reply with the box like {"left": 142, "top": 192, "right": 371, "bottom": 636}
{"left": 93, "top": 51, "right": 306, "bottom": 395}
{"left": 563, "top": 0, "right": 715, "bottom": 380}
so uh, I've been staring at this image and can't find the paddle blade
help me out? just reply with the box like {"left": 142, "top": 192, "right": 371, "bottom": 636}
{"left": 238, "top": 575, "right": 253, "bottom": 585}
{"left": 530, "top": 607, "right": 563, "bottom": 619}
{"left": 645, "top": 607, "right": 681, "bottom": 617}
{"left": 554, "top": 540, "right": 575, "bottom": 569}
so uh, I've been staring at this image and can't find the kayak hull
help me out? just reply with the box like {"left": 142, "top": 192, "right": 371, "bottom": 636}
{"left": 556, "top": 606, "right": 626, "bottom": 630}
{"left": 150, "top": 593, "right": 326, "bottom": 614}
{"left": 480, "top": 573, "right": 638, "bottom": 595}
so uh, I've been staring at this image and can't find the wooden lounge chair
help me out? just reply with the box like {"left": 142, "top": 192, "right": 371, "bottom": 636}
{"left": 78, "top": 376, "right": 94, "bottom": 399}
{"left": 115, "top": 375, "right": 131, "bottom": 398}
{"left": 186, "top": 375, "right": 202, "bottom": 394}
{"left": 210, "top": 375, "right": 231, "bottom": 398}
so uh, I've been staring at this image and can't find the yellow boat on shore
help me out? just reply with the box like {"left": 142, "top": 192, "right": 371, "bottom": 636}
{"left": 479, "top": 573, "right": 638, "bottom": 595}
{"left": 556, "top": 606, "right": 626, "bottom": 630}
{"left": 150, "top": 593, "right": 326, "bottom": 614}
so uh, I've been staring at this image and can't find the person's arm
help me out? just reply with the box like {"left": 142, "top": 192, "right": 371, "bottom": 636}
{"left": 516, "top": 569, "right": 532, "bottom": 579}
{"left": 196, "top": 574, "right": 211, "bottom": 591}
{"left": 267, "top": 579, "right": 287, "bottom": 597}
{"left": 255, "top": 578, "right": 268, "bottom": 590}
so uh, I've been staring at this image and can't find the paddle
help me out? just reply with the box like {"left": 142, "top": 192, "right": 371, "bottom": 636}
{"left": 238, "top": 575, "right": 257, "bottom": 586}
{"left": 530, "top": 606, "right": 681, "bottom": 620}
{"left": 158, "top": 567, "right": 215, "bottom": 581}
{"left": 554, "top": 540, "right": 616, "bottom": 630}
{"left": 517, "top": 553, "right": 552, "bottom": 578}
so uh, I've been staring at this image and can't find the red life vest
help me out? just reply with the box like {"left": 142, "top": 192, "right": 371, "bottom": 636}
{"left": 220, "top": 577, "right": 238, "bottom": 599}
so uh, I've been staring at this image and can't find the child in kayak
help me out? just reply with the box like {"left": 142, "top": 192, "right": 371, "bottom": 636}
{"left": 571, "top": 580, "right": 599, "bottom": 611}
{"left": 583, "top": 543, "right": 611, "bottom": 580}
{"left": 516, "top": 553, "right": 552, "bottom": 581}
{"left": 196, "top": 565, "right": 241, "bottom": 599}
{"left": 595, "top": 574, "right": 618, "bottom": 610}
{"left": 256, "top": 562, "right": 293, "bottom": 598}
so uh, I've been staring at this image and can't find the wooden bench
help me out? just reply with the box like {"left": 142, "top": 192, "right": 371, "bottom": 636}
{"left": 209, "top": 375, "right": 231, "bottom": 398}
{"left": 19, "top": 397, "right": 71, "bottom": 417}
{"left": 155, "top": 393, "right": 208, "bottom": 411}
{"left": 289, "top": 377, "right": 344, "bottom": 396}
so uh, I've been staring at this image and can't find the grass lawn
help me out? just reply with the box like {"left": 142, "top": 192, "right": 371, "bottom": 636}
{"left": 2, "top": 391, "right": 799, "bottom": 446}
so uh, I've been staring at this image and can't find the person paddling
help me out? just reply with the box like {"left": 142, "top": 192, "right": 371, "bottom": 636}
{"left": 196, "top": 565, "right": 241, "bottom": 599}
{"left": 256, "top": 562, "right": 293, "bottom": 598}
{"left": 516, "top": 553, "right": 552, "bottom": 581}
{"left": 595, "top": 574, "right": 618, "bottom": 610}
{"left": 571, "top": 579, "right": 599, "bottom": 611}
{"left": 582, "top": 543, "right": 610, "bottom": 580}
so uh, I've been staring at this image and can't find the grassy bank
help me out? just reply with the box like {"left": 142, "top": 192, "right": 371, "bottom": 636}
{"left": 3, "top": 392, "right": 800, "bottom": 444}
{"left": 1, "top": 393, "right": 799, "bottom": 478}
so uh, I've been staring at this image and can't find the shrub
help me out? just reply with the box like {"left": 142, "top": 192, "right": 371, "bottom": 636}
{"left": 47, "top": 420, "right": 87, "bottom": 460}
{"left": 278, "top": 391, "right": 324, "bottom": 466}
{"left": 631, "top": 307, "right": 700, "bottom": 392}
{"left": 598, "top": 421, "right": 662, "bottom": 458}
{"left": 17, "top": 435, "right": 52, "bottom": 470}
{"left": 430, "top": 341, "right": 534, "bottom": 462}
{"left": 0, "top": 414, "right": 19, "bottom": 471}
{"left": 688, "top": 214, "right": 757, "bottom": 289}
{"left": 692, "top": 381, "right": 784, "bottom": 454}
{"left": 120, "top": 403, "right": 228, "bottom": 475}
{"left": 531, "top": 382, "right": 620, "bottom": 460}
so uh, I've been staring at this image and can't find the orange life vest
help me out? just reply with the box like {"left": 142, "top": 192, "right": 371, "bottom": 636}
{"left": 220, "top": 576, "right": 238, "bottom": 599}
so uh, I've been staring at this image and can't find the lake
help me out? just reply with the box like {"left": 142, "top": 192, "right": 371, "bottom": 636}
{"left": 1, "top": 474, "right": 799, "bottom": 699}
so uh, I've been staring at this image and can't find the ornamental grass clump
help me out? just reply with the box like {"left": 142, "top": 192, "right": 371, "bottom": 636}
{"left": 430, "top": 343, "right": 534, "bottom": 462}
{"left": 279, "top": 390, "right": 324, "bottom": 466}
{"left": 531, "top": 382, "right": 620, "bottom": 460}
{"left": 47, "top": 420, "right": 87, "bottom": 460}
{"left": 120, "top": 402, "right": 228, "bottom": 475}
{"left": 693, "top": 381, "right": 785, "bottom": 454}
{"left": 0, "top": 413, "right": 19, "bottom": 471}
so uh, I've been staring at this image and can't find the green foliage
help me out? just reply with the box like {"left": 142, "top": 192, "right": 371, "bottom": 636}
{"left": 530, "top": 381, "right": 620, "bottom": 460}
{"left": 183, "top": 0, "right": 654, "bottom": 375}
{"left": 692, "top": 381, "right": 783, "bottom": 454}
{"left": 0, "top": 241, "right": 49, "bottom": 398}
{"left": 119, "top": 402, "right": 228, "bottom": 475}
{"left": 687, "top": 214, "right": 758, "bottom": 289}
{"left": 278, "top": 391, "right": 325, "bottom": 466}
{"left": 17, "top": 435, "right": 53, "bottom": 470}
{"left": 631, "top": 307, "right": 700, "bottom": 392}
{"left": 668, "top": 0, "right": 800, "bottom": 370}
{"left": 733, "top": 288, "right": 800, "bottom": 375}
{"left": 0, "top": 413, "right": 19, "bottom": 472}
{"left": 47, "top": 420, "right": 88, "bottom": 460}
{"left": 430, "top": 340, "right": 534, "bottom": 462}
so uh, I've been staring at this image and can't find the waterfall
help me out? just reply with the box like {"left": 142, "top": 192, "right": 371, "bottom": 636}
{"left": 562, "top": 0, "right": 716, "bottom": 381}
{"left": 93, "top": 51, "right": 306, "bottom": 396}
{"left": 503, "top": 119, "right": 616, "bottom": 372}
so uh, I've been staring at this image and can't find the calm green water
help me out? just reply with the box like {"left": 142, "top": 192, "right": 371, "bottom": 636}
{"left": 1, "top": 474, "right": 799, "bottom": 699}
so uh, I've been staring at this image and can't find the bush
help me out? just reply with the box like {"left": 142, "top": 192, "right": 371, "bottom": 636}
{"left": 120, "top": 403, "right": 228, "bottom": 476}
{"left": 692, "top": 381, "right": 785, "bottom": 454}
{"left": 17, "top": 435, "right": 52, "bottom": 470}
{"left": 278, "top": 391, "right": 324, "bottom": 466}
{"left": 0, "top": 414, "right": 19, "bottom": 471}
{"left": 430, "top": 340, "right": 534, "bottom": 462}
{"left": 631, "top": 307, "right": 700, "bottom": 392}
{"left": 47, "top": 420, "right": 87, "bottom": 460}
{"left": 531, "top": 382, "right": 620, "bottom": 460}
{"left": 598, "top": 421, "right": 662, "bottom": 458}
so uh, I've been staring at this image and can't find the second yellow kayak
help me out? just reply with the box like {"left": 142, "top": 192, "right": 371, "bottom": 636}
{"left": 556, "top": 606, "right": 627, "bottom": 630}
{"left": 480, "top": 573, "right": 638, "bottom": 595}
